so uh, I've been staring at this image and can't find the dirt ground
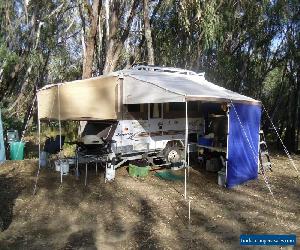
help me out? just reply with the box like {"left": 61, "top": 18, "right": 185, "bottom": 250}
{"left": 0, "top": 154, "right": 299, "bottom": 250}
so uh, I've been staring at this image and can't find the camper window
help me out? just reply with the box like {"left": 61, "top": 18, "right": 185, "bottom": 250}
{"left": 169, "top": 103, "right": 185, "bottom": 112}
{"left": 127, "top": 104, "right": 140, "bottom": 113}
{"left": 125, "top": 104, "right": 148, "bottom": 120}
{"left": 150, "top": 103, "right": 162, "bottom": 118}
{"left": 189, "top": 102, "right": 198, "bottom": 112}
{"left": 164, "top": 102, "right": 185, "bottom": 118}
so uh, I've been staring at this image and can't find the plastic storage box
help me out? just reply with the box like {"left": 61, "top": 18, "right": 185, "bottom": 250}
{"left": 198, "top": 137, "right": 213, "bottom": 147}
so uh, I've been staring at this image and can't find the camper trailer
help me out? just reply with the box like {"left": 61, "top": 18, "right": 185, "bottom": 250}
{"left": 37, "top": 66, "right": 261, "bottom": 187}
{"left": 79, "top": 103, "right": 204, "bottom": 165}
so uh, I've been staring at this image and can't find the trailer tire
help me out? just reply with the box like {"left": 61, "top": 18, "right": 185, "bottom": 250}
{"left": 164, "top": 146, "right": 182, "bottom": 163}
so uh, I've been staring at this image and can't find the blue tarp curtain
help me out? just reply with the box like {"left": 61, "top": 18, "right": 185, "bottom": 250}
{"left": 0, "top": 109, "right": 5, "bottom": 163}
{"left": 227, "top": 103, "right": 261, "bottom": 188}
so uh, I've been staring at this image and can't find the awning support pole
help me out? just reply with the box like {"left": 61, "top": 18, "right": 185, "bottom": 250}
{"left": 184, "top": 100, "right": 188, "bottom": 199}
{"left": 225, "top": 104, "right": 230, "bottom": 185}
{"left": 33, "top": 101, "right": 41, "bottom": 195}
{"left": 85, "top": 163, "right": 88, "bottom": 186}
{"left": 58, "top": 85, "right": 63, "bottom": 183}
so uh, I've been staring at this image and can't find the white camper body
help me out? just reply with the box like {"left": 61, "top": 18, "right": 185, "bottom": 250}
{"left": 80, "top": 102, "right": 204, "bottom": 165}
{"left": 111, "top": 117, "right": 203, "bottom": 155}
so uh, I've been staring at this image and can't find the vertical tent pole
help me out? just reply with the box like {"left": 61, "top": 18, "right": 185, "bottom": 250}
{"left": 187, "top": 142, "right": 190, "bottom": 177}
{"left": 184, "top": 100, "right": 188, "bottom": 199}
{"left": 225, "top": 104, "right": 230, "bottom": 186}
{"left": 58, "top": 85, "right": 63, "bottom": 183}
{"left": 33, "top": 98, "right": 41, "bottom": 195}
{"left": 38, "top": 118, "right": 41, "bottom": 171}
{"left": 85, "top": 163, "right": 88, "bottom": 186}
{"left": 184, "top": 165, "right": 187, "bottom": 199}
{"left": 188, "top": 199, "right": 191, "bottom": 224}
{"left": 76, "top": 150, "right": 79, "bottom": 178}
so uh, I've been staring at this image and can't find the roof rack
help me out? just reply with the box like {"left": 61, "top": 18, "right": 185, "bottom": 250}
{"left": 131, "top": 65, "right": 205, "bottom": 77}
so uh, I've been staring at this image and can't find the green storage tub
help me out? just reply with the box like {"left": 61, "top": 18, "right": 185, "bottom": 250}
{"left": 129, "top": 164, "right": 149, "bottom": 177}
{"left": 10, "top": 141, "right": 25, "bottom": 160}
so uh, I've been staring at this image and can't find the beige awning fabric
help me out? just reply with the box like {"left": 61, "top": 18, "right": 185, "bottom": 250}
{"left": 37, "top": 75, "right": 119, "bottom": 120}
{"left": 37, "top": 67, "right": 261, "bottom": 121}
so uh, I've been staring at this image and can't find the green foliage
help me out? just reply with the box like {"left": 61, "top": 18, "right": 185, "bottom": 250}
{"left": 0, "top": 0, "right": 299, "bottom": 151}
{"left": 0, "top": 43, "right": 19, "bottom": 75}
{"left": 0, "top": 110, "right": 23, "bottom": 132}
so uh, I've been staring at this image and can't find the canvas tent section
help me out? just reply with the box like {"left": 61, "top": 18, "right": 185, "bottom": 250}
{"left": 227, "top": 103, "right": 262, "bottom": 188}
{"left": 37, "top": 75, "right": 119, "bottom": 120}
{"left": 0, "top": 109, "right": 5, "bottom": 164}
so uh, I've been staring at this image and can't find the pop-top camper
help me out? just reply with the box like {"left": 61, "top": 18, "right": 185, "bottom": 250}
{"left": 37, "top": 66, "right": 261, "bottom": 188}
{"left": 79, "top": 102, "right": 203, "bottom": 162}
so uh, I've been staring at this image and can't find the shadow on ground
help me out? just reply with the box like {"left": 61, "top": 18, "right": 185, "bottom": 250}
{"left": 0, "top": 156, "right": 299, "bottom": 249}
{"left": 0, "top": 173, "right": 23, "bottom": 231}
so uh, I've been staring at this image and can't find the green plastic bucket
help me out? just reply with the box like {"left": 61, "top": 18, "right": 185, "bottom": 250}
{"left": 129, "top": 164, "right": 149, "bottom": 177}
{"left": 10, "top": 141, "right": 25, "bottom": 160}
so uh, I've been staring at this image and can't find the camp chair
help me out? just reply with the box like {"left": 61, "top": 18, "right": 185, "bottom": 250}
{"left": 43, "top": 135, "right": 65, "bottom": 170}
{"left": 44, "top": 135, "right": 65, "bottom": 155}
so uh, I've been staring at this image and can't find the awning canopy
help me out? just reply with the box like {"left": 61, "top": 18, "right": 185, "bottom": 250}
{"left": 37, "top": 75, "right": 119, "bottom": 120}
{"left": 122, "top": 70, "right": 259, "bottom": 104}
{"left": 37, "top": 67, "right": 260, "bottom": 120}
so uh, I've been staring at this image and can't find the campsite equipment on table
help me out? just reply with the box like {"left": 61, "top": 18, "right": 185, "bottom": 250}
{"left": 128, "top": 164, "right": 149, "bottom": 177}
{"left": 259, "top": 130, "right": 272, "bottom": 173}
{"left": 54, "top": 159, "right": 69, "bottom": 175}
{"left": 9, "top": 141, "right": 25, "bottom": 160}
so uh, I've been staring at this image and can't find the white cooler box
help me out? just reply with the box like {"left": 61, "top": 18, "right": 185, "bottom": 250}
{"left": 54, "top": 160, "right": 69, "bottom": 175}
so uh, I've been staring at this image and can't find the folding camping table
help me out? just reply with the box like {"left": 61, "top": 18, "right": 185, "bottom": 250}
{"left": 75, "top": 153, "right": 104, "bottom": 186}
{"left": 197, "top": 144, "right": 227, "bottom": 153}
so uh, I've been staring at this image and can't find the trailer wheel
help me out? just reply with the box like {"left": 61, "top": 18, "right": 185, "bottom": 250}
{"left": 164, "top": 146, "right": 182, "bottom": 163}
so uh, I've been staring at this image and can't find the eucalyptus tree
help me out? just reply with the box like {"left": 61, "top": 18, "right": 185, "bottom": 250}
{"left": 0, "top": 0, "right": 81, "bottom": 129}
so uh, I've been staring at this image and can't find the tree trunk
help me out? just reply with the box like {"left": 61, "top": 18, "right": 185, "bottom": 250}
{"left": 134, "top": 0, "right": 162, "bottom": 65}
{"left": 103, "top": 0, "right": 117, "bottom": 74}
{"left": 82, "top": 0, "right": 101, "bottom": 79}
{"left": 103, "top": 0, "right": 139, "bottom": 73}
{"left": 143, "top": 0, "right": 154, "bottom": 65}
